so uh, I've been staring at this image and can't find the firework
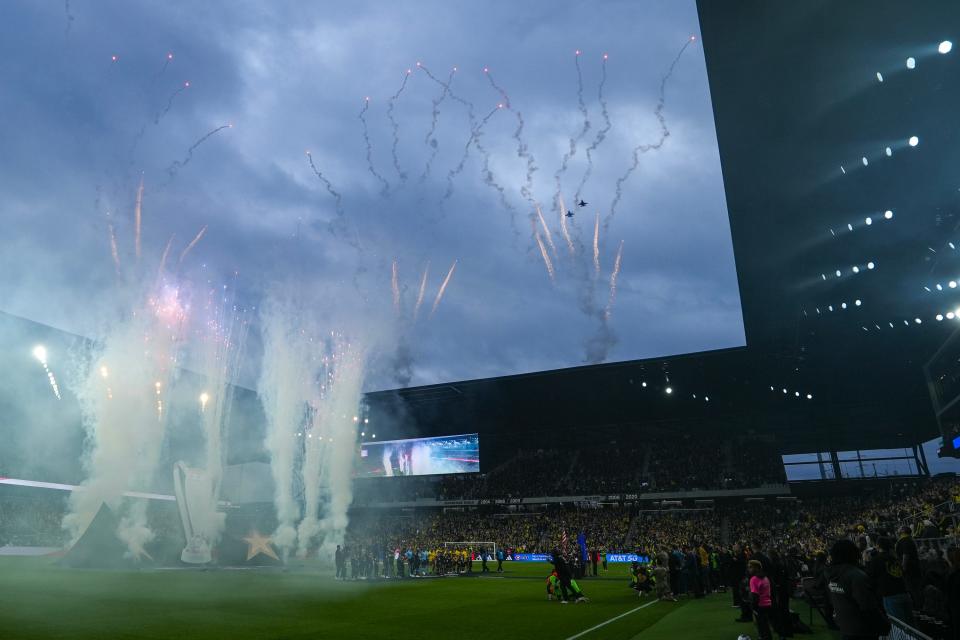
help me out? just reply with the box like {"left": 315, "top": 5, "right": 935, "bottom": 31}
{"left": 535, "top": 232, "right": 555, "bottom": 282}
{"left": 575, "top": 53, "right": 611, "bottom": 204}
{"left": 536, "top": 205, "right": 557, "bottom": 256}
{"left": 157, "top": 234, "right": 175, "bottom": 277}
{"left": 165, "top": 123, "right": 232, "bottom": 181}
{"left": 387, "top": 69, "right": 412, "bottom": 182}
{"left": 413, "top": 262, "right": 430, "bottom": 321}
{"left": 108, "top": 223, "right": 121, "bottom": 274}
{"left": 430, "top": 260, "right": 457, "bottom": 318}
{"left": 605, "top": 240, "right": 624, "bottom": 319}
{"left": 558, "top": 195, "right": 575, "bottom": 255}
{"left": 593, "top": 212, "right": 600, "bottom": 277}
{"left": 391, "top": 259, "right": 401, "bottom": 314}
{"left": 358, "top": 98, "right": 390, "bottom": 196}
{"left": 178, "top": 225, "right": 207, "bottom": 266}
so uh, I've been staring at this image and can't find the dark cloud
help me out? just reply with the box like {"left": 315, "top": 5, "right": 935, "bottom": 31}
{"left": 0, "top": 0, "right": 744, "bottom": 390}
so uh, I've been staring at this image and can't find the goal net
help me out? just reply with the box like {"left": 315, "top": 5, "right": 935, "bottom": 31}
{"left": 443, "top": 541, "right": 496, "bottom": 562}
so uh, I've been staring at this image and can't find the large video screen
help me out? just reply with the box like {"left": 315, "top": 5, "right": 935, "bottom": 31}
{"left": 357, "top": 434, "right": 480, "bottom": 478}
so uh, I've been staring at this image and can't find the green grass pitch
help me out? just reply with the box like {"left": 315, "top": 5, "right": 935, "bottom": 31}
{"left": 0, "top": 558, "right": 838, "bottom": 639}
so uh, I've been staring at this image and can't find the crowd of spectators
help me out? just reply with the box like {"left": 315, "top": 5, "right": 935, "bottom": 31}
{"left": 0, "top": 494, "right": 69, "bottom": 547}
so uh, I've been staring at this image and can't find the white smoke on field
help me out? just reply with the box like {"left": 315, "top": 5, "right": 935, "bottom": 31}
{"left": 63, "top": 281, "right": 187, "bottom": 558}
{"left": 296, "top": 333, "right": 366, "bottom": 558}
{"left": 257, "top": 296, "right": 315, "bottom": 556}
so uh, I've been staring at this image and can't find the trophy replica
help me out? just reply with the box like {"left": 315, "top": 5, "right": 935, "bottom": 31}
{"left": 173, "top": 461, "right": 217, "bottom": 564}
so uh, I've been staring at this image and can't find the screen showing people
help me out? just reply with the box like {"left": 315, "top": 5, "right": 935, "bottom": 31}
{"left": 358, "top": 434, "right": 480, "bottom": 477}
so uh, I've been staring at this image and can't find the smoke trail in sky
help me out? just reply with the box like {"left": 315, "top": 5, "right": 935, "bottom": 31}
{"left": 165, "top": 124, "right": 232, "bottom": 181}
{"left": 157, "top": 234, "right": 174, "bottom": 279}
{"left": 387, "top": 70, "right": 412, "bottom": 183}
{"left": 558, "top": 195, "right": 575, "bottom": 255}
{"left": 258, "top": 297, "right": 313, "bottom": 557}
{"left": 430, "top": 260, "right": 457, "bottom": 317}
{"left": 553, "top": 50, "right": 591, "bottom": 212}
{"left": 575, "top": 54, "right": 611, "bottom": 205}
{"left": 108, "top": 223, "right": 121, "bottom": 274}
{"left": 413, "top": 262, "right": 429, "bottom": 322}
{"left": 358, "top": 98, "right": 390, "bottom": 196}
{"left": 154, "top": 81, "right": 190, "bottom": 125}
{"left": 536, "top": 205, "right": 557, "bottom": 257}
{"left": 391, "top": 259, "right": 401, "bottom": 314}
{"left": 134, "top": 176, "right": 144, "bottom": 260}
{"left": 305, "top": 151, "right": 352, "bottom": 244}
{"left": 606, "top": 38, "right": 692, "bottom": 234}
{"left": 593, "top": 212, "right": 600, "bottom": 277}
{"left": 484, "top": 69, "right": 537, "bottom": 206}
{"left": 63, "top": 0, "right": 75, "bottom": 42}
{"left": 443, "top": 106, "right": 499, "bottom": 203}
{"left": 178, "top": 225, "right": 207, "bottom": 266}
{"left": 535, "top": 232, "right": 555, "bottom": 282}
{"left": 420, "top": 68, "right": 455, "bottom": 182}
{"left": 606, "top": 239, "right": 624, "bottom": 318}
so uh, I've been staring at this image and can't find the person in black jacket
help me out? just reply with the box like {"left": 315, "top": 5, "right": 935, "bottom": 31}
{"left": 946, "top": 545, "right": 960, "bottom": 640}
{"left": 866, "top": 536, "right": 912, "bottom": 624}
{"left": 730, "top": 544, "right": 747, "bottom": 608}
{"left": 827, "top": 539, "right": 890, "bottom": 640}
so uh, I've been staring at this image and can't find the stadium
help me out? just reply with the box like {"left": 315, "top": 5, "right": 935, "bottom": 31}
{"left": 1, "top": 1, "right": 959, "bottom": 639}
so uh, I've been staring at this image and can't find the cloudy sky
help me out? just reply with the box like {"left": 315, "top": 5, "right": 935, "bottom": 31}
{"left": 0, "top": 0, "right": 744, "bottom": 390}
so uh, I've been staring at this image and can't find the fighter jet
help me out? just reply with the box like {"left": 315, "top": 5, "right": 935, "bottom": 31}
{"left": 577, "top": 199, "right": 588, "bottom": 207}
{"left": 565, "top": 210, "right": 575, "bottom": 218}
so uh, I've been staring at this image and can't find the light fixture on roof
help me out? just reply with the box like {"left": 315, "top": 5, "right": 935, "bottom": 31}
{"left": 937, "top": 314, "right": 944, "bottom": 321}
{"left": 806, "top": 394, "right": 813, "bottom": 400}
{"left": 876, "top": 72, "right": 884, "bottom": 82}
{"left": 855, "top": 299, "right": 862, "bottom": 306}
{"left": 939, "top": 40, "right": 953, "bottom": 54}
{"left": 847, "top": 223, "right": 853, "bottom": 231}
{"left": 794, "top": 391, "right": 800, "bottom": 397}
{"left": 937, "top": 284, "right": 944, "bottom": 291}
{"left": 782, "top": 388, "right": 788, "bottom": 394}
{"left": 836, "top": 270, "right": 842, "bottom": 277}
{"left": 862, "top": 157, "right": 868, "bottom": 166}
{"left": 948, "top": 312, "right": 957, "bottom": 320}
{"left": 867, "top": 262, "right": 875, "bottom": 270}
{"left": 828, "top": 305, "right": 834, "bottom": 311}
{"left": 906, "top": 57, "right": 916, "bottom": 69}
{"left": 885, "top": 147, "right": 892, "bottom": 157}
{"left": 852, "top": 266, "right": 860, "bottom": 273}
{"left": 915, "top": 318, "right": 922, "bottom": 324}
{"left": 884, "top": 210, "right": 893, "bottom": 220}
{"left": 951, "top": 281, "right": 958, "bottom": 288}
{"left": 841, "top": 302, "right": 848, "bottom": 309}
{"left": 909, "top": 136, "right": 919, "bottom": 147}
{"left": 665, "top": 387, "right": 673, "bottom": 395}
{"left": 865, "top": 217, "right": 872, "bottom": 225}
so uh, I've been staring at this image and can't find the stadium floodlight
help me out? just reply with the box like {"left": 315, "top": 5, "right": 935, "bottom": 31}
{"left": 360, "top": 431, "right": 365, "bottom": 436}
{"left": 705, "top": 396, "right": 710, "bottom": 402}
{"left": 642, "top": 381, "right": 647, "bottom": 387}
{"left": 937, "top": 284, "right": 944, "bottom": 290}
{"left": 884, "top": 210, "right": 893, "bottom": 220}
{"left": 32, "top": 345, "right": 47, "bottom": 364}
{"left": 821, "top": 273, "right": 827, "bottom": 280}
{"left": 364, "top": 418, "right": 369, "bottom": 424}
{"left": 867, "top": 262, "right": 875, "bottom": 270}
{"left": 665, "top": 386, "right": 673, "bottom": 394}
{"left": 828, "top": 305, "right": 834, "bottom": 311}
{"left": 956, "top": 307, "right": 960, "bottom": 316}
{"left": 782, "top": 388, "right": 788, "bottom": 394}
{"left": 770, "top": 386, "right": 775, "bottom": 391}
{"left": 865, "top": 217, "right": 872, "bottom": 225}
{"left": 855, "top": 299, "right": 862, "bottom": 306}
{"left": 847, "top": 223, "right": 853, "bottom": 231}
{"left": 915, "top": 318, "right": 922, "bottom": 324}
{"left": 794, "top": 391, "right": 800, "bottom": 397}
{"left": 876, "top": 72, "right": 884, "bottom": 82}
{"left": 937, "top": 314, "right": 944, "bottom": 321}
{"left": 806, "top": 394, "right": 813, "bottom": 400}
{"left": 862, "top": 157, "right": 868, "bottom": 166}
{"left": 949, "top": 312, "right": 957, "bottom": 320}
{"left": 909, "top": 136, "right": 919, "bottom": 147}
{"left": 906, "top": 57, "right": 916, "bottom": 69}
{"left": 852, "top": 266, "right": 860, "bottom": 273}
{"left": 885, "top": 147, "right": 892, "bottom": 157}
{"left": 372, "top": 434, "right": 376, "bottom": 438}
{"left": 841, "top": 302, "right": 847, "bottom": 309}
{"left": 950, "top": 243, "right": 956, "bottom": 250}
{"left": 951, "top": 281, "right": 958, "bottom": 288}
{"left": 939, "top": 40, "right": 953, "bottom": 54}
{"left": 835, "top": 270, "right": 842, "bottom": 277}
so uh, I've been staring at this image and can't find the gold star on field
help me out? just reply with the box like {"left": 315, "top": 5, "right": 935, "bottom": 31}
{"left": 243, "top": 530, "right": 279, "bottom": 562}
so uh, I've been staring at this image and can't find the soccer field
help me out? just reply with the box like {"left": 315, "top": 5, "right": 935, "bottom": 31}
{"left": 0, "top": 558, "right": 838, "bottom": 640}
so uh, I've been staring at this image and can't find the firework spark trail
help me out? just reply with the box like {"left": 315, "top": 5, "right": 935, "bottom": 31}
{"left": 305, "top": 151, "right": 354, "bottom": 245}
{"left": 430, "top": 260, "right": 457, "bottom": 318}
{"left": 535, "top": 205, "right": 557, "bottom": 257}
{"left": 485, "top": 69, "right": 538, "bottom": 207}
{"left": 387, "top": 70, "right": 412, "bottom": 183}
{"left": 443, "top": 106, "right": 499, "bottom": 202}
{"left": 358, "top": 98, "right": 390, "bottom": 196}
{"left": 155, "top": 81, "right": 190, "bottom": 125}
{"left": 575, "top": 54, "right": 611, "bottom": 204}
{"left": 593, "top": 212, "right": 601, "bottom": 277}
{"left": 108, "top": 223, "right": 121, "bottom": 274}
{"left": 558, "top": 195, "right": 575, "bottom": 255}
{"left": 553, "top": 50, "right": 592, "bottom": 211}
{"left": 605, "top": 240, "right": 624, "bottom": 319}
{"left": 391, "top": 260, "right": 401, "bottom": 314}
{"left": 134, "top": 175, "right": 144, "bottom": 260}
{"left": 419, "top": 68, "right": 456, "bottom": 182}
{"left": 64, "top": 0, "right": 75, "bottom": 42}
{"left": 158, "top": 234, "right": 174, "bottom": 276}
{"left": 413, "top": 262, "right": 429, "bottom": 321}
{"left": 178, "top": 225, "right": 207, "bottom": 265}
{"left": 32, "top": 346, "right": 61, "bottom": 400}
{"left": 535, "top": 232, "right": 555, "bottom": 282}
{"left": 605, "top": 38, "right": 693, "bottom": 233}
{"left": 165, "top": 124, "right": 231, "bottom": 180}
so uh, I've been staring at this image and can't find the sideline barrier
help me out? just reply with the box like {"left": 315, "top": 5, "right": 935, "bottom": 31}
{"left": 883, "top": 616, "right": 936, "bottom": 640}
